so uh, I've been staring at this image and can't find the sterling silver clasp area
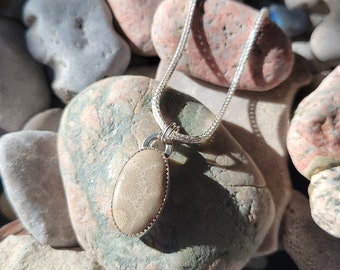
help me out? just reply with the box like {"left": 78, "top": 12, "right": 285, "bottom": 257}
{"left": 143, "top": 123, "right": 179, "bottom": 158}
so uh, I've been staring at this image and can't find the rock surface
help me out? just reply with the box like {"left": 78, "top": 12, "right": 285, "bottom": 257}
{"left": 156, "top": 55, "right": 312, "bottom": 255}
{"left": 58, "top": 75, "right": 275, "bottom": 269}
{"left": 0, "top": 19, "right": 50, "bottom": 133}
{"left": 287, "top": 65, "right": 340, "bottom": 179}
{"left": 107, "top": 0, "right": 162, "bottom": 56}
{"left": 0, "top": 235, "right": 103, "bottom": 270}
{"left": 309, "top": 166, "right": 340, "bottom": 238}
{"left": 282, "top": 190, "right": 340, "bottom": 270}
{"left": 23, "top": 108, "right": 63, "bottom": 132}
{"left": 152, "top": 0, "right": 294, "bottom": 91}
{"left": 23, "top": 0, "right": 131, "bottom": 103}
{"left": 0, "top": 130, "right": 77, "bottom": 247}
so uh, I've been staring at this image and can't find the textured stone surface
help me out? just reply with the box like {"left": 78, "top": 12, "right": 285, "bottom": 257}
{"left": 282, "top": 190, "right": 340, "bottom": 270}
{"left": 112, "top": 148, "right": 169, "bottom": 236}
{"left": 156, "top": 55, "right": 312, "bottom": 255}
{"left": 310, "top": 0, "right": 340, "bottom": 63}
{"left": 0, "top": 235, "right": 103, "bottom": 270}
{"left": 108, "top": 0, "right": 162, "bottom": 56}
{"left": 0, "top": 19, "right": 50, "bottom": 133}
{"left": 287, "top": 65, "right": 340, "bottom": 179}
{"left": 152, "top": 0, "right": 294, "bottom": 91}
{"left": 0, "top": 130, "right": 77, "bottom": 247}
{"left": 309, "top": 166, "right": 340, "bottom": 238}
{"left": 23, "top": 0, "right": 131, "bottom": 103}
{"left": 23, "top": 108, "right": 63, "bottom": 132}
{"left": 0, "top": 193, "right": 16, "bottom": 221}
{"left": 58, "top": 75, "right": 275, "bottom": 269}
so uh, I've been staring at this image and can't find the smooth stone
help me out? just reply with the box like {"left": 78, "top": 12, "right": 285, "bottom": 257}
{"left": 23, "top": 108, "right": 63, "bottom": 132}
{"left": 156, "top": 55, "right": 312, "bottom": 255}
{"left": 0, "top": 0, "right": 26, "bottom": 20}
{"left": 23, "top": 0, "right": 131, "bottom": 103}
{"left": 269, "top": 4, "right": 310, "bottom": 37}
{"left": 0, "top": 235, "right": 103, "bottom": 270}
{"left": 309, "top": 166, "right": 340, "bottom": 238}
{"left": 281, "top": 190, "right": 340, "bottom": 270}
{"left": 287, "top": 65, "right": 340, "bottom": 179}
{"left": 112, "top": 148, "right": 168, "bottom": 236}
{"left": 0, "top": 193, "right": 16, "bottom": 221}
{"left": 58, "top": 75, "right": 275, "bottom": 269}
{"left": 152, "top": 0, "right": 294, "bottom": 91}
{"left": 310, "top": 0, "right": 340, "bottom": 63}
{"left": 107, "top": 0, "right": 162, "bottom": 56}
{"left": 0, "top": 220, "right": 28, "bottom": 241}
{"left": 0, "top": 19, "right": 50, "bottom": 133}
{"left": 0, "top": 130, "right": 77, "bottom": 247}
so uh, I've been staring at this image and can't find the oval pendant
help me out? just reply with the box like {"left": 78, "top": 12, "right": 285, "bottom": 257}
{"left": 111, "top": 148, "right": 169, "bottom": 236}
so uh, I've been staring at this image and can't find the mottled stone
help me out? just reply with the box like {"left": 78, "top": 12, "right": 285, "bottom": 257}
{"left": 107, "top": 0, "right": 162, "bottom": 56}
{"left": 23, "top": 0, "right": 131, "bottom": 103}
{"left": 152, "top": 0, "right": 294, "bottom": 91}
{"left": 0, "top": 220, "right": 28, "bottom": 241}
{"left": 0, "top": 235, "right": 103, "bottom": 270}
{"left": 112, "top": 148, "right": 169, "bottom": 236}
{"left": 0, "top": 193, "right": 16, "bottom": 221}
{"left": 310, "top": 0, "right": 340, "bottom": 63}
{"left": 23, "top": 108, "right": 63, "bottom": 132}
{"left": 282, "top": 190, "right": 340, "bottom": 270}
{"left": 0, "top": 19, "right": 50, "bottom": 133}
{"left": 287, "top": 66, "right": 340, "bottom": 179}
{"left": 309, "top": 166, "right": 340, "bottom": 238}
{"left": 0, "top": 130, "right": 77, "bottom": 247}
{"left": 156, "top": 55, "right": 312, "bottom": 255}
{"left": 58, "top": 75, "right": 275, "bottom": 269}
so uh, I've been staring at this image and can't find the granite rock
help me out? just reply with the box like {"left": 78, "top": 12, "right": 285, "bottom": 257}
{"left": 58, "top": 75, "right": 275, "bottom": 269}
{"left": 0, "top": 235, "right": 103, "bottom": 270}
{"left": 287, "top": 65, "right": 340, "bottom": 179}
{"left": 282, "top": 190, "right": 340, "bottom": 270}
{"left": 152, "top": 0, "right": 294, "bottom": 91}
{"left": 107, "top": 0, "right": 162, "bottom": 56}
{"left": 0, "top": 19, "right": 50, "bottom": 133}
{"left": 23, "top": 0, "right": 131, "bottom": 103}
{"left": 309, "top": 166, "right": 340, "bottom": 238}
{"left": 23, "top": 108, "right": 63, "bottom": 132}
{"left": 156, "top": 55, "right": 312, "bottom": 255}
{"left": 0, "top": 130, "right": 77, "bottom": 247}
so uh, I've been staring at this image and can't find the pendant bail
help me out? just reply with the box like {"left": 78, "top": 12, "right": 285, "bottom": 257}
{"left": 160, "top": 122, "right": 180, "bottom": 144}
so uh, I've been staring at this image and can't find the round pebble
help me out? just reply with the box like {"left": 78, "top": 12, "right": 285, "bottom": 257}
{"left": 23, "top": 0, "right": 131, "bottom": 103}
{"left": 0, "top": 130, "right": 77, "bottom": 247}
{"left": 58, "top": 75, "right": 275, "bottom": 269}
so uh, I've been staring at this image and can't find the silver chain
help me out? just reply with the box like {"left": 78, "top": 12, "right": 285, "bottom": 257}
{"left": 152, "top": 0, "right": 268, "bottom": 144}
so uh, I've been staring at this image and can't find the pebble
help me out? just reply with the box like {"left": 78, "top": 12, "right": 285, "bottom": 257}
{"left": 309, "top": 166, "right": 340, "bottom": 238}
{"left": 23, "top": 108, "right": 63, "bottom": 132}
{"left": 0, "top": 130, "right": 77, "bottom": 247}
{"left": 156, "top": 55, "right": 312, "bottom": 255}
{"left": 287, "top": 65, "right": 340, "bottom": 179}
{"left": 0, "top": 235, "right": 103, "bottom": 270}
{"left": 310, "top": 0, "right": 340, "bottom": 63}
{"left": 107, "top": 0, "right": 162, "bottom": 56}
{"left": 269, "top": 4, "right": 310, "bottom": 37}
{"left": 0, "top": 193, "right": 16, "bottom": 221}
{"left": 282, "top": 190, "right": 340, "bottom": 270}
{"left": 23, "top": 0, "right": 131, "bottom": 103}
{"left": 58, "top": 75, "right": 275, "bottom": 269}
{"left": 0, "top": 19, "right": 50, "bottom": 133}
{"left": 152, "top": 0, "right": 294, "bottom": 91}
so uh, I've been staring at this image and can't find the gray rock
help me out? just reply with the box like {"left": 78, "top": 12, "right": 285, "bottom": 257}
{"left": 23, "top": 108, "right": 63, "bottom": 132}
{"left": 0, "top": 19, "right": 50, "bottom": 133}
{"left": 23, "top": 0, "right": 131, "bottom": 103}
{"left": 0, "top": 130, "right": 77, "bottom": 247}
{"left": 0, "top": 235, "right": 103, "bottom": 270}
{"left": 58, "top": 76, "right": 275, "bottom": 269}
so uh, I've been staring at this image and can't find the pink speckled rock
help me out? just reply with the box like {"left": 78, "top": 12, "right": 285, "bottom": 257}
{"left": 152, "top": 0, "right": 294, "bottom": 91}
{"left": 108, "top": 0, "right": 162, "bottom": 56}
{"left": 287, "top": 66, "right": 340, "bottom": 179}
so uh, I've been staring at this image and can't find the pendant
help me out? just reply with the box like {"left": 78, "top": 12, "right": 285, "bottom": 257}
{"left": 111, "top": 134, "right": 172, "bottom": 237}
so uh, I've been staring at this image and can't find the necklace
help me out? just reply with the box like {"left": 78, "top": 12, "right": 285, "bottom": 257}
{"left": 111, "top": 0, "right": 268, "bottom": 237}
